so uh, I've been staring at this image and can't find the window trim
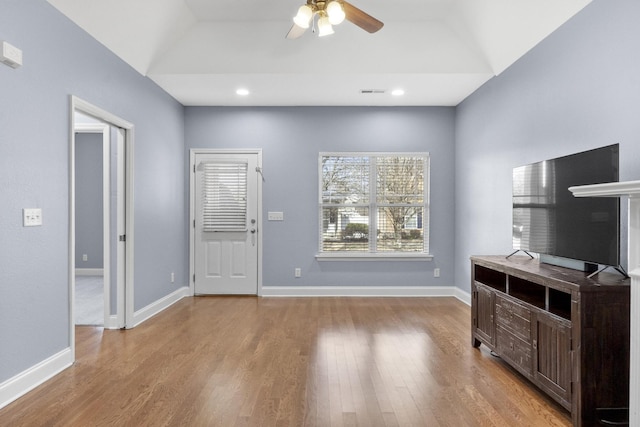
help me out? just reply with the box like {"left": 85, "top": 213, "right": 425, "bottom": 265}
{"left": 318, "top": 151, "right": 432, "bottom": 260}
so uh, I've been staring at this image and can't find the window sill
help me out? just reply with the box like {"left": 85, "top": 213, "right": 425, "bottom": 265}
{"left": 316, "top": 253, "right": 434, "bottom": 261}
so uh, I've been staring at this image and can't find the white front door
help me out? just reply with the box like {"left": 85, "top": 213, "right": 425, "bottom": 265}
{"left": 194, "top": 151, "right": 260, "bottom": 295}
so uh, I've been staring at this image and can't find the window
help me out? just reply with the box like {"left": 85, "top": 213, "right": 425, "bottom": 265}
{"left": 319, "top": 152, "right": 430, "bottom": 258}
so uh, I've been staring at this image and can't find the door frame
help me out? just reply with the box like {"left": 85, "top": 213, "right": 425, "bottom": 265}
{"left": 189, "top": 149, "right": 263, "bottom": 296}
{"left": 69, "top": 95, "right": 135, "bottom": 356}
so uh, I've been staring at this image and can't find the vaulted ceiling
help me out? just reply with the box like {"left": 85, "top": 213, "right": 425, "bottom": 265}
{"left": 47, "top": 0, "right": 591, "bottom": 106}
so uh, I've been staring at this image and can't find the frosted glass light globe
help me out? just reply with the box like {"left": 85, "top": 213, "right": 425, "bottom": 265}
{"left": 293, "top": 5, "right": 313, "bottom": 29}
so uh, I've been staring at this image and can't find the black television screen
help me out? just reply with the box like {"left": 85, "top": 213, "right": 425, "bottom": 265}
{"left": 512, "top": 144, "right": 620, "bottom": 266}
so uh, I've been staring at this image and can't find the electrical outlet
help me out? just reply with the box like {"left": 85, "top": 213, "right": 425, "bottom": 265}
{"left": 82, "top": 254, "right": 88, "bottom": 262}
{"left": 171, "top": 272, "right": 175, "bottom": 283}
{"left": 295, "top": 268, "right": 301, "bottom": 278}
{"left": 434, "top": 268, "right": 440, "bottom": 278}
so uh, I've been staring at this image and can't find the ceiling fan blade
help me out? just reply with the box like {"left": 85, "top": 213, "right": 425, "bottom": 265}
{"left": 286, "top": 23, "right": 308, "bottom": 39}
{"left": 342, "top": 1, "right": 384, "bottom": 33}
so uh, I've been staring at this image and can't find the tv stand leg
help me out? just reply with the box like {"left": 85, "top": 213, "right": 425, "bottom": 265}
{"left": 506, "top": 250, "right": 534, "bottom": 260}
{"left": 587, "top": 264, "right": 630, "bottom": 279}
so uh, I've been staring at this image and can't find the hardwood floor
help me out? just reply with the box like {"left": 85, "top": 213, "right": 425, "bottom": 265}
{"left": 0, "top": 297, "right": 571, "bottom": 426}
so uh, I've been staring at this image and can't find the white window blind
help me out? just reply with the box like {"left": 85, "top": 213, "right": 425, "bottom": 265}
{"left": 201, "top": 160, "right": 248, "bottom": 231}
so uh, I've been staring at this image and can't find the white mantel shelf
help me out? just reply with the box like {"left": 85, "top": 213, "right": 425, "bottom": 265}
{"left": 569, "top": 180, "right": 640, "bottom": 198}
{"left": 570, "top": 180, "right": 640, "bottom": 426}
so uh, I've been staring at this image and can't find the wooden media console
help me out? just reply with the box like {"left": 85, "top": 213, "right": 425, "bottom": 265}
{"left": 471, "top": 255, "right": 630, "bottom": 426}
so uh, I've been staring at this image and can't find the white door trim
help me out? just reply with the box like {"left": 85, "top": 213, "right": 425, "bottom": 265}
{"left": 189, "top": 149, "right": 263, "bottom": 296}
{"left": 69, "top": 96, "right": 135, "bottom": 361}
{"left": 74, "top": 123, "right": 112, "bottom": 328}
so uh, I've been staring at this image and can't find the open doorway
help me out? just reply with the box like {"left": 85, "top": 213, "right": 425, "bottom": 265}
{"left": 74, "top": 124, "right": 108, "bottom": 326}
{"left": 69, "top": 96, "right": 134, "bottom": 358}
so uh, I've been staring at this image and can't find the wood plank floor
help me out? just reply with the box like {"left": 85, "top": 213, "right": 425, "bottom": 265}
{"left": 0, "top": 297, "right": 571, "bottom": 426}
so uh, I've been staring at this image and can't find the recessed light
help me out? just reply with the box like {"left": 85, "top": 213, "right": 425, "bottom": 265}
{"left": 236, "top": 88, "right": 250, "bottom": 96}
{"left": 391, "top": 89, "right": 405, "bottom": 96}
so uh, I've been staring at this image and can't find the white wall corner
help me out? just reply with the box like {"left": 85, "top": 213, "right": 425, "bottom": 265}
{"left": 0, "top": 348, "right": 73, "bottom": 410}
{"left": 454, "top": 287, "right": 471, "bottom": 306}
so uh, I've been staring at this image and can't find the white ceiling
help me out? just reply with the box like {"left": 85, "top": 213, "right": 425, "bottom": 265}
{"left": 47, "top": 0, "right": 591, "bottom": 106}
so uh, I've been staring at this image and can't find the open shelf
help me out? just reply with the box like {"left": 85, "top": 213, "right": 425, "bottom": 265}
{"left": 508, "top": 275, "right": 545, "bottom": 309}
{"left": 548, "top": 288, "right": 571, "bottom": 320}
{"left": 474, "top": 264, "right": 506, "bottom": 292}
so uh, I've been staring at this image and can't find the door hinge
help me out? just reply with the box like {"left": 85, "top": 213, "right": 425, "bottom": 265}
{"left": 193, "top": 219, "right": 196, "bottom": 228}
{"left": 193, "top": 274, "right": 196, "bottom": 283}
{"left": 193, "top": 164, "right": 196, "bottom": 173}
{"left": 119, "top": 234, "right": 126, "bottom": 242}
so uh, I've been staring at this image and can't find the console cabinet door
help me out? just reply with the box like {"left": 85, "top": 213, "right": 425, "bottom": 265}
{"left": 474, "top": 284, "right": 495, "bottom": 347}
{"left": 532, "top": 313, "right": 572, "bottom": 409}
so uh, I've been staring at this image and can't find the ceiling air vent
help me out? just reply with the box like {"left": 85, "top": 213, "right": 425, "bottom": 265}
{"left": 360, "top": 89, "right": 386, "bottom": 94}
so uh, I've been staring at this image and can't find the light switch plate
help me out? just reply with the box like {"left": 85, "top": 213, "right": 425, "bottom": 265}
{"left": 1, "top": 41, "right": 23, "bottom": 68}
{"left": 23, "top": 208, "right": 42, "bottom": 226}
{"left": 268, "top": 211, "right": 284, "bottom": 221}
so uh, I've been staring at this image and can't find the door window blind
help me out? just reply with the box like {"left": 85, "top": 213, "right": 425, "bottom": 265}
{"left": 201, "top": 160, "right": 248, "bottom": 231}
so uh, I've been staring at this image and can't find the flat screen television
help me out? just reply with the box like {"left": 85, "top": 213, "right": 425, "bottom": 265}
{"left": 512, "top": 144, "right": 620, "bottom": 268}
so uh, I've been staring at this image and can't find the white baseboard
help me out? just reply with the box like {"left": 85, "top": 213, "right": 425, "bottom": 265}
{"left": 132, "top": 286, "right": 190, "bottom": 328}
{"left": 0, "top": 348, "right": 73, "bottom": 410}
{"left": 262, "top": 285, "right": 471, "bottom": 303}
{"left": 454, "top": 287, "right": 471, "bottom": 306}
{"left": 75, "top": 268, "right": 104, "bottom": 276}
{"left": 104, "top": 315, "right": 119, "bottom": 330}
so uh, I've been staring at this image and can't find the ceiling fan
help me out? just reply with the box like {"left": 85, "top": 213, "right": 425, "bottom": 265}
{"left": 286, "top": 0, "right": 384, "bottom": 39}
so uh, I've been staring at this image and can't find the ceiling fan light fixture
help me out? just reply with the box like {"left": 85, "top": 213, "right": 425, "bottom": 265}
{"left": 326, "top": 1, "right": 346, "bottom": 25}
{"left": 286, "top": 0, "right": 383, "bottom": 39}
{"left": 293, "top": 5, "right": 313, "bottom": 29}
{"left": 317, "top": 15, "right": 334, "bottom": 37}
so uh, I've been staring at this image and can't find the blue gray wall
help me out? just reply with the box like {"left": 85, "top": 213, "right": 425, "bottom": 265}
{"left": 2, "top": 0, "right": 638, "bottom": 403}
{"left": 185, "top": 107, "right": 455, "bottom": 287}
{"left": 0, "top": 0, "right": 186, "bottom": 383}
{"left": 74, "top": 132, "right": 103, "bottom": 269}
{"left": 454, "top": 0, "right": 640, "bottom": 291}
